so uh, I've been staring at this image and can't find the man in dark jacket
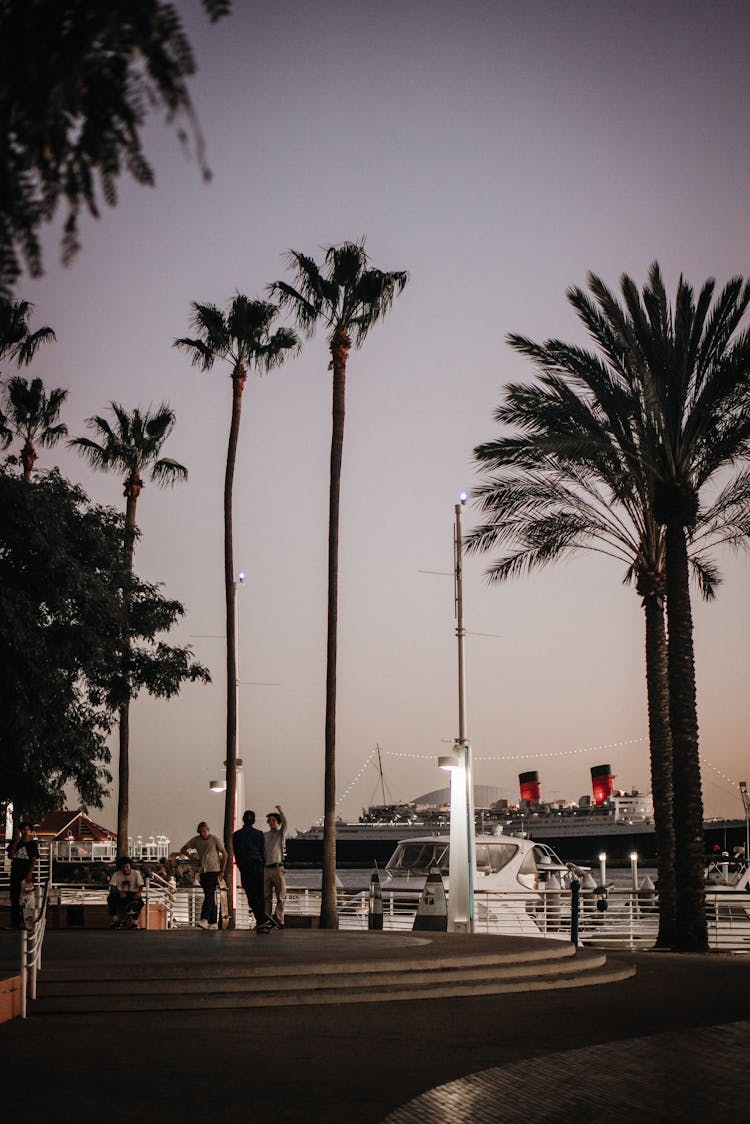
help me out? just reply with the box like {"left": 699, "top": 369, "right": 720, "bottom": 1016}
{"left": 233, "top": 810, "right": 273, "bottom": 933}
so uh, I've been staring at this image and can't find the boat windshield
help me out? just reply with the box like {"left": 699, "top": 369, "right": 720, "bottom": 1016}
{"left": 386, "top": 840, "right": 523, "bottom": 876}
{"left": 385, "top": 842, "right": 449, "bottom": 875}
{"left": 475, "top": 842, "right": 521, "bottom": 872}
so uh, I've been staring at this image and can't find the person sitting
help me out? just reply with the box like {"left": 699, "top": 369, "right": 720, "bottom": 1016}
{"left": 107, "top": 858, "right": 145, "bottom": 929}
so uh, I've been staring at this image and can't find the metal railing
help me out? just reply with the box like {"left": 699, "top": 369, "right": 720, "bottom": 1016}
{"left": 20, "top": 876, "right": 52, "bottom": 1018}
{"left": 282, "top": 882, "right": 750, "bottom": 952}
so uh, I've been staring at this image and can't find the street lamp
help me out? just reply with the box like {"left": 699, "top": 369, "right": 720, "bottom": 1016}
{"left": 598, "top": 852, "right": 607, "bottom": 886}
{"left": 439, "top": 493, "right": 475, "bottom": 933}
{"left": 629, "top": 851, "right": 639, "bottom": 891}
{"left": 740, "top": 780, "right": 749, "bottom": 862}
{"left": 209, "top": 757, "right": 245, "bottom": 925}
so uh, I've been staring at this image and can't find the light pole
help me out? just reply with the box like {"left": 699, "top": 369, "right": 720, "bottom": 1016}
{"left": 598, "top": 851, "right": 607, "bottom": 886}
{"left": 629, "top": 851, "right": 639, "bottom": 891}
{"left": 439, "top": 493, "right": 475, "bottom": 933}
{"left": 740, "top": 780, "right": 749, "bottom": 862}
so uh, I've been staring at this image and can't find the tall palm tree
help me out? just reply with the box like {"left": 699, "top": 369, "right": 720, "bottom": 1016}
{"left": 470, "top": 386, "right": 746, "bottom": 946}
{"left": 0, "top": 375, "right": 68, "bottom": 481}
{"left": 175, "top": 296, "right": 298, "bottom": 904}
{"left": 70, "top": 403, "right": 188, "bottom": 850}
{"left": 271, "top": 240, "right": 408, "bottom": 928}
{"left": 585, "top": 265, "right": 750, "bottom": 951}
{"left": 0, "top": 298, "right": 55, "bottom": 363}
{"left": 472, "top": 266, "right": 750, "bottom": 951}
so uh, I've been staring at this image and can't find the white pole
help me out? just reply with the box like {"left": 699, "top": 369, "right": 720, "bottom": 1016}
{"left": 447, "top": 495, "right": 475, "bottom": 933}
{"left": 233, "top": 572, "right": 245, "bottom": 917}
{"left": 740, "top": 781, "right": 749, "bottom": 862}
{"left": 598, "top": 852, "right": 607, "bottom": 885}
{"left": 630, "top": 851, "right": 639, "bottom": 891}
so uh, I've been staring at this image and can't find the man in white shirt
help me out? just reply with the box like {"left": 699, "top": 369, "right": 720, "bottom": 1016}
{"left": 264, "top": 804, "right": 287, "bottom": 928}
{"left": 107, "top": 859, "right": 145, "bottom": 929}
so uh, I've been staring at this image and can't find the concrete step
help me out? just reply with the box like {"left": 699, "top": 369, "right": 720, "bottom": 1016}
{"left": 32, "top": 946, "right": 633, "bottom": 1013}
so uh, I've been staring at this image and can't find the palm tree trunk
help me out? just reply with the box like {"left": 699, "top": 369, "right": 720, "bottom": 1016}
{"left": 223, "top": 364, "right": 246, "bottom": 919}
{"left": 117, "top": 476, "right": 140, "bottom": 853}
{"left": 642, "top": 591, "right": 677, "bottom": 947}
{"left": 320, "top": 330, "right": 350, "bottom": 929}
{"left": 21, "top": 439, "right": 36, "bottom": 483}
{"left": 664, "top": 521, "right": 708, "bottom": 952}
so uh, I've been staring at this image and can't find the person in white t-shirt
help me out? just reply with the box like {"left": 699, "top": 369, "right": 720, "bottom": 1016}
{"left": 107, "top": 859, "right": 145, "bottom": 928}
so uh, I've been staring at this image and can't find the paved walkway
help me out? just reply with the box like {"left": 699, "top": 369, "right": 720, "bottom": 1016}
{"left": 2, "top": 929, "right": 750, "bottom": 1122}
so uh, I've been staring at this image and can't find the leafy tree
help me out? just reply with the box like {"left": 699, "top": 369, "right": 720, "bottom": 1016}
{"left": 271, "top": 240, "right": 408, "bottom": 928}
{"left": 471, "top": 265, "right": 750, "bottom": 951}
{"left": 175, "top": 296, "right": 298, "bottom": 903}
{"left": 0, "top": 467, "right": 209, "bottom": 828}
{"left": 70, "top": 403, "right": 189, "bottom": 849}
{"left": 0, "top": 297, "right": 55, "bottom": 363}
{"left": 0, "top": 1, "right": 231, "bottom": 294}
{"left": 1, "top": 376, "right": 68, "bottom": 481}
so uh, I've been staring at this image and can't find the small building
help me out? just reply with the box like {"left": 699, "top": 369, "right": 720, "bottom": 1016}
{"left": 35, "top": 810, "right": 118, "bottom": 863}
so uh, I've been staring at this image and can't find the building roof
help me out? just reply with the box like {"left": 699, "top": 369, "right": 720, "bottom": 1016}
{"left": 35, "top": 810, "right": 117, "bottom": 841}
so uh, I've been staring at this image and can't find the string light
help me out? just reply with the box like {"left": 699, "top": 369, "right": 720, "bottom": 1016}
{"left": 384, "top": 735, "right": 647, "bottom": 764}
{"left": 700, "top": 755, "right": 742, "bottom": 792}
{"left": 474, "top": 735, "right": 647, "bottom": 762}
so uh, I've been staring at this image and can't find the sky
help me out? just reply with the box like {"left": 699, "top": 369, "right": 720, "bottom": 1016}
{"left": 10, "top": 0, "right": 750, "bottom": 847}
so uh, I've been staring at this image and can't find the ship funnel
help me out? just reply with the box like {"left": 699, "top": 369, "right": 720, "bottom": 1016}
{"left": 591, "top": 764, "right": 615, "bottom": 806}
{"left": 519, "top": 770, "right": 541, "bottom": 805}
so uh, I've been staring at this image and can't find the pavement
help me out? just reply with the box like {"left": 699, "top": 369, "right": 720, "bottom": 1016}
{"left": 2, "top": 928, "right": 750, "bottom": 1122}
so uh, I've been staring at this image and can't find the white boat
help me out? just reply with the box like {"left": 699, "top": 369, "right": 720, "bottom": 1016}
{"left": 364, "top": 832, "right": 578, "bottom": 941}
{"left": 337, "top": 832, "right": 750, "bottom": 951}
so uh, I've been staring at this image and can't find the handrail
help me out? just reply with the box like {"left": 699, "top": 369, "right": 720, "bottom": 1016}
{"left": 20, "top": 874, "right": 51, "bottom": 1018}
{"left": 145, "top": 873, "right": 176, "bottom": 928}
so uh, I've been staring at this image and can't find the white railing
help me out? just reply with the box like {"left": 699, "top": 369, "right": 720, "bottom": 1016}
{"left": 20, "top": 876, "right": 52, "bottom": 1018}
{"left": 1, "top": 838, "right": 52, "bottom": 889}
{"left": 283, "top": 883, "right": 750, "bottom": 952}
{"left": 53, "top": 840, "right": 117, "bottom": 863}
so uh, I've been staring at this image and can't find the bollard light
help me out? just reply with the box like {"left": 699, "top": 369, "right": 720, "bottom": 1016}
{"left": 598, "top": 851, "right": 607, "bottom": 886}
{"left": 629, "top": 851, "right": 639, "bottom": 891}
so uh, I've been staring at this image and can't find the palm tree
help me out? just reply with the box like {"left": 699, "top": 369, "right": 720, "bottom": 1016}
{"left": 585, "top": 265, "right": 750, "bottom": 951}
{"left": 70, "top": 403, "right": 188, "bottom": 850}
{"left": 469, "top": 387, "right": 744, "bottom": 947}
{"left": 0, "top": 376, "right": 68, "bottom": 481}
{"left": 0, "top": 298, "right": 55, "bottom": 363}
{"left": 175, "top": 296, "right": 298, "bottom": 904}
{"left": 270, "top": 240, "right": 408, "bottom": 928}
{"left": 471, "top": 266, "right": 750, "bottom": 951}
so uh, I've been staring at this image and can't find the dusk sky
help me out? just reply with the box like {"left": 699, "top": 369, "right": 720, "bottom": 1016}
{"left": 12, "top": 0, "right": 750, "bottom": 846}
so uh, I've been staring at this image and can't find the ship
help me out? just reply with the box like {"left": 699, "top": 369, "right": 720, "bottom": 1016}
{"left": 285, "top": 763, "right": 748, "bottom": 868}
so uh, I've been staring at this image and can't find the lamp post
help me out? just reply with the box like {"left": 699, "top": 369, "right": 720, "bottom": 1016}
{"left": 629, "top": 851, "right": 639, "bottom": 891}
{"left": 740, "top": 780, "right": 749, "bottom": 862}
{"left": 439, "top": 493, "right": 475, "bottom": 933}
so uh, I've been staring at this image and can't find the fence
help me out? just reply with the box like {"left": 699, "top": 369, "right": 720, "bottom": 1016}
{"left": 283, "top": 882, "right": 750, "bottom": 952}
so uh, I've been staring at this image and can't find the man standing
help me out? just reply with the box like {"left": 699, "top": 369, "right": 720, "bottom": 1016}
{"left": 107, "top": 858, "right": 145, "bottom": 928}
{"left": 7, "top": 822, "right": 39, "bottom": 929}
{"left": 264, "top": 804, "right": 287, "bottom": 929}
{"left": 233, "top": 810, "right": 272, "bottom": 934}
{"left": 179, "top": 821, "right": 227, "bottom": 929}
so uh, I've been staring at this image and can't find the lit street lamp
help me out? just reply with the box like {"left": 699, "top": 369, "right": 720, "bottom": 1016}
{"left": 439, "top": 493, "right": 475, "bottom": 933}
{"left": 740, "top": 780, "right": 749, "bottom": 862}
